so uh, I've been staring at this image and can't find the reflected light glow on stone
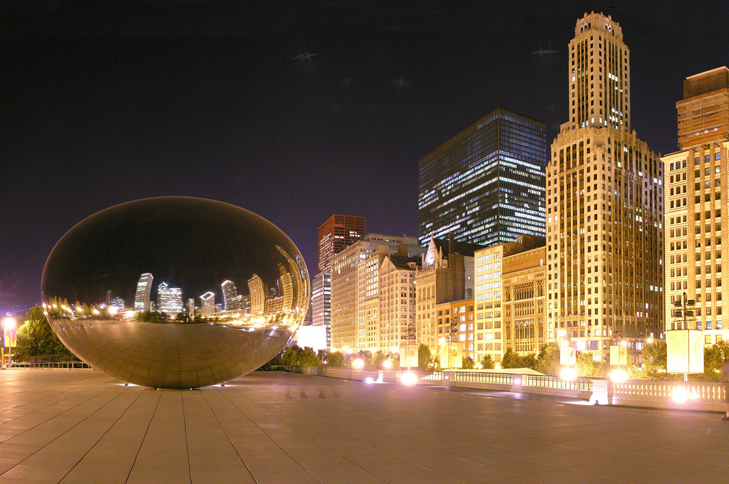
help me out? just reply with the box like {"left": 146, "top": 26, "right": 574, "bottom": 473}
{"left": 41, "top": 197, "right": 310, "bottom": 389}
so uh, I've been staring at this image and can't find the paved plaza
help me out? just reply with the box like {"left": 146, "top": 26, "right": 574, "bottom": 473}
{"left": 0, "top": 370, "right": 728, "bottom": 484}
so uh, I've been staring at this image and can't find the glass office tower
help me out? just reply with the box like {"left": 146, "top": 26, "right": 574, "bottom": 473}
{"left": 418, "top": 108, "right": 547, "bottom": 247}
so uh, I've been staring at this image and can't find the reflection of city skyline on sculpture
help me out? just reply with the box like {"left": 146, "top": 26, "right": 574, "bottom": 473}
{"left": 126, "top": 245, "right": 307, "bottom": 325}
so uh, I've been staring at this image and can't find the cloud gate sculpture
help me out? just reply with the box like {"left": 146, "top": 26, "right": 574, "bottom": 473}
{"left": 41, "top": 197, "right": 310, "bottom": 389}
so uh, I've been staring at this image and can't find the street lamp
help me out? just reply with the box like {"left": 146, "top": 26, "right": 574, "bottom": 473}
{"left": 558, "top": 329, "right": 576, "bottom": 379}
{"left": 2, "top": 316, "right": 17, "bottom": 368}
{"left": 439, "top": 337, "right": 448, "bottom": 368}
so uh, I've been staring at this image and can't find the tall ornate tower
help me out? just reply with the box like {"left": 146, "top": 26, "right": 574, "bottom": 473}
{"left": 568, "top": 12, "right": 630, "bottom": 131}
{"left": 545, "top": 13, "right": 664, "bottom": 362}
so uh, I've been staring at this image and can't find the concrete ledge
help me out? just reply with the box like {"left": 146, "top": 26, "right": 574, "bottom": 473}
{"left": 451, "top": 381, "right": 512, "bottom": 392}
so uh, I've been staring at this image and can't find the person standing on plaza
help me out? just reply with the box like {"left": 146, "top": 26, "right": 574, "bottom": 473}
{"left": 721, "top": 359, "right": 729, "bottom": 421}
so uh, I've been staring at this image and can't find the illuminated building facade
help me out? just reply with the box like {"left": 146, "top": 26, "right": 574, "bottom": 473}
{"left": 435, "top": 298, "right": 475, "bottom": 364}
{"left": 418, "top": 108, "right": 546, "bottom": 248}
{"left": 546, "top": 13, "right": 664, "bottom": 362}
{"left": 415, "top": 236, "right": 477, "bottom": 352}
{"left": 157, "top": 282, "right": 183, "bottom": 315}
{"left": 474, "top": 236, "right": 543, "bottom": 363}
{"left": 134, "top": 273, "right": 153, "bottom": 312}
{"left": 377, "top": 254, "right": 419, "bottom": 353}
{"left": 361, "top": 249, "right": 420, "bottom": 353}
{"left": 502, "top": 245, "right": 546, "bottom": 356}
{"left": 317, "top": 214, "right": 365, "bottom": 273}
{"left": 311, "top": 272, "right": 331, "bottom": 345}
{"left": 663, "top": 67, "right": 729, "bottom": 345}
{"left": 314, "top": 214, "right": 365, "bottom": 349}
{"left": 330, "top": 234, "right": 423, "bottom": 352}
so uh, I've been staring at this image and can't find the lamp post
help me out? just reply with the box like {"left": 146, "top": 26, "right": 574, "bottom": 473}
{"left": 558, "top": 329, "right": 576, "bottom": 380}
{"left": 2, "top": 316, "right": 17, "bottom": 368}
{"left": 668, "top": 292, "right": 696, "bottom": 381}
{"left": 439, "top": 337, "right": 448, "bottom": 369}
{"left": 610, "top": 331, "right": 628, "bottom": 371}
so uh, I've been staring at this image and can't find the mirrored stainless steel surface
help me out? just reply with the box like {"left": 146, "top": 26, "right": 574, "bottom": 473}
{"left": 41, "top": 197, "right": 310, "bottom": 388}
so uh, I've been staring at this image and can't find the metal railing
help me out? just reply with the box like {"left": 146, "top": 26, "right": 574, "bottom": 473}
{"left": 397, "top": 369, "right": 443, "bottom": 381}
{"left": 452, "top": 371, "right": 513, "bottom": 385}
{"left": 523, "top": 374, "right": 592, "bottom": 391}
{"left": 449, "top": 371, "right": 592, "bottom": 391}
{"left": 6, "top": 361, "right": 93, "bottom": 370}
{"left": 271, "top": 366, "right": 593, "bottom": 392}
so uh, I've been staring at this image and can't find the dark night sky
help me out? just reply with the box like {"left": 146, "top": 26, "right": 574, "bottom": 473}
{"left": 2, "top": 0, "right": 728, "bottom": 312}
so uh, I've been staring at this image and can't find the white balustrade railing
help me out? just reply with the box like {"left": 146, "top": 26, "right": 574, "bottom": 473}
{"left": 277, "top": 366, "right": 727, "bottom": 412}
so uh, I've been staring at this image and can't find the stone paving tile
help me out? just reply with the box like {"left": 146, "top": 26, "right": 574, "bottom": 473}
{"left": 676, "top": 466, "right": 729, "bottom": 483}
{"left": 244, "top": 458, "right": 320, "bottom": 484}
{"left": 296, "top": 456, "right": 387, "bottom": 484}
{"left": 518, "top": 468, "right": 614, "bottom": 484}
{"left": 365, "top": 461, "right": 462, "bottom": 484}
{"left": 0, "top": 461, "right": 17, "bottom": 477}
{"left": 0, "top": 465, "right": 69, "bottom": 483}
{"left": 2, "top": 370, "right": 729, "bottom": 484}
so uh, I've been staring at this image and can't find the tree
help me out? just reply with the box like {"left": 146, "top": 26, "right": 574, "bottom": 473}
{"left": 323, "top": 350, "right": 345, "bottom": 367}
{"left": 703, "top": 342, "right": 729, "bottom": 381}
{"left": 351, "top": 350, "right": 372, "bottom": 368}
{"left": 297, "top": 347, "right": 322, "bottom": 367}
{"left": 461, "top": 356, "right": 475, "bottom": 369}
{"left": 500, "top": 348, "right": 520, "bottom": 368}
{"left": 575, "top": 352, "right": 608, "bottom": 378}
{"left": 534, "top": 345, "right": 560, "bottom": 376}
{"left": 14, "top": 306, "right": 77, "bottom": 362}
{"left": 136, "top": 311, "right": 168, "bottom": 323}
{"left": 481, "top": 354, "right": 495, "bottom": 369}
{"left": 370, "top": 350, "right": 387, "bottom": 369}
{"left": 500, "top": 347, "right": 540, "bottom": 370}
{"left": 520, "top": 352, "right": 537, "bottom": 369}
{"left": 280, "top": 345, "right": 322, "bottom": 367}
{"left": 632, "top": 340, "right": 668, "bottom": 380}
{"left": 417, "top": 344, "right": 432, "bottom": 370}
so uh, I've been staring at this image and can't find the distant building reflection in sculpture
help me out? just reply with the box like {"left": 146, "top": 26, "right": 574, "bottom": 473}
{"left": 134, "top": 273, "right": 153, "bottom": 311}
{"left": 157, "top": 282, "right": 183, "bottom": 315}
{"left": 221, "top": 280, "right": 243, "bottom": 311}
{"left": 200, "top": 292, "right": 215, "bottom": 318}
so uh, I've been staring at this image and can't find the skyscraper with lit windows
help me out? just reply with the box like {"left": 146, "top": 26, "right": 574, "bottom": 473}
{"left": 546, "top": 12, "right": 663, "bottom": 361}
{"left": 317, "top": 215, "right": 365, "bottom": 274}
{"left": 314, "top": 214, "right": 365, "bottom": 349}
{"left": 663, "top": 67, "right": 729, "bottom": 344}
{"left": 418, "top": 108, "right": 547, "bottom": 247}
